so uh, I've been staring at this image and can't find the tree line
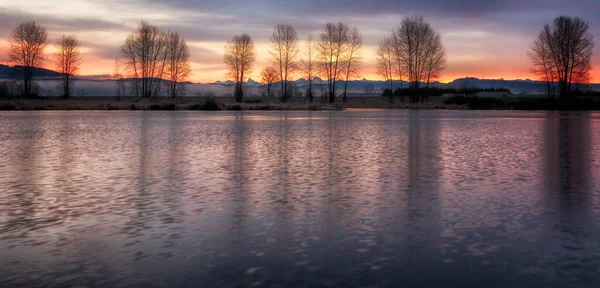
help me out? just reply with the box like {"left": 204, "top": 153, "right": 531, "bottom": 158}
{"left": 3, "top": 15, "right": 595, "bottom": 101}
{"left": 4, "top": 21, "right": 191, "bottom": 98}
{"left": 226, "top": 22, "right": 366, "bottom": 103}
{"left": 7, "top": 22, "right": 81, "bottom": 98}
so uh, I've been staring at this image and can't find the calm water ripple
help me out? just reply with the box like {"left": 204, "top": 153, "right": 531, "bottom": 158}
{"left": 1, "top": 110, "right": 600, "bottom": 287}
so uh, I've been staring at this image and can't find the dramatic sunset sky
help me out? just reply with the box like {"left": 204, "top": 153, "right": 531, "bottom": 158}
{"left": 1, "top": 0, "right": 599, "bottom": 83}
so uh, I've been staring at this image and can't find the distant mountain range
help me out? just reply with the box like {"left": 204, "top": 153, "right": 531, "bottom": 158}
{"left": 2, "top": 65, "right": 599, "bottom": 94}
{"left": 209, "top": 77, "right": 600, "bottom": 94}
{"left": 0, "top": 64, "right": 61, "bottom": 78}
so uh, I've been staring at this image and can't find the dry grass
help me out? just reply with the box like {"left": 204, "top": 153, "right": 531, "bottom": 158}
{"left": 0, "top": 96, "right": 464, "bottom": 111}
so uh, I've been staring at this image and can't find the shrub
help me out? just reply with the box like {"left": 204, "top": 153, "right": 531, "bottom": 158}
{"left": 189, "top": 97, "right": 221, "bottom": 111}
{"left": 382, "top": 88, "right": 393, "bottom": 97}
{"left": 0, "top": 82, "right": 8, "bottom": 98}
{"left": 150, "top": 103, "right": 176, "bottom": 110}
{"left": 229, "top": 104, "right": 243, "bottom": 111}
{"left": 0, "top": 104, "right": 18, "bottom": 110}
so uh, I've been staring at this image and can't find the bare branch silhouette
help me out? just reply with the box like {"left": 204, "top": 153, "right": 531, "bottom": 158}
{"left": 377, "top": 36, "right": 395, "bottom": 92}
{"left": 261, "top": 66, "right": 279, "bottom": 98}
{"left": 300, "top": 34, "right": 318, "bottom": 103}
{"left": 270, "top": 24, "right": 299, "bottom": 102}
{"left": 317, "top": 22, "right": 350, "bottom": 103}
{"left": 392, "top": 16, "right": 446, "bottom": 90}
{"left": 224, "top": 34, "right": 256, "bottom": 102}
{"left": 529, "top": 16, "right": 594, "bottom": 98}
{"left": 8, "top": 21, "right": 48, "bottom": 97}
{"left": 165, "top": 31, "right": 191, "bottom": 98}
{"left": 341, "top": 27, "right": 363, "bottom": 102}
{"left": 121, "top": 21, "right": 169, "bottom": 98}
{"left": 55, "top": 35, "right": 82, "bottom": 98}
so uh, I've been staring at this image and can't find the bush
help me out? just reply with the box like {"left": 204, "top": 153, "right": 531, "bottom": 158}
{"left": 150, "top": 103, "right": 176, "bottom": 110}
{"left": 106, "top": 104, "right": 119, "bottom": 110}
{"left": 0, "top": 82, "right": 8, "bottom": 98}
{"left": 0, "top": 104, "right": 18, "bottom": 110}
{"left": 229, "top": 104, "right": 243, "bottom": 111}
{"left": 188, "top": 97, "right": 221, "bottom": 111}
{"left": 382, "top": 88, "right": 393, "bottom": 97}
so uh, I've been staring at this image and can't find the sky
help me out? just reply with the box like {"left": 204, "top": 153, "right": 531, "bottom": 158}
{"left": 0, "top": 0, "right": 599, "bottom": 83}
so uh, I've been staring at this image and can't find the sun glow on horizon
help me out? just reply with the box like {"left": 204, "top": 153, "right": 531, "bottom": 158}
{"left": 1, "top": 0, "right": 599, "bottom": 85}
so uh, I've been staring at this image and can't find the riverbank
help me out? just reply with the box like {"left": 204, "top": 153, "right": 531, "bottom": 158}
{"left": 0, "top": 96, "right": 464, "bottom": 111}
{"left": 1, "top": 96, "right": 599, "bottom": 111}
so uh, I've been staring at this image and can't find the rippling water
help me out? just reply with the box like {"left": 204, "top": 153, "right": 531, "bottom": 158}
{"left": 1, "top": 110, "right": 600, "bottom": 287}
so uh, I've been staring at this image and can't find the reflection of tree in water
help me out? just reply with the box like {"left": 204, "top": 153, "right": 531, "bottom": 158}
{"left": 273, "top": 112, "right": 293, "bottom": 217}
{"left": 541, "top": 112, "right": 596, "bottom": 285}
{"left": 403, "top": 111, "right": 442, "bottom": 263}
{"left": 160, "top": 113, "right": 187, "bottom": 245}
{"left": 543, "top": 112, "right": 592, "bottom": 233}
{"left": 2, "top": 113, "right": 44, "bottom": 236}
{"left": 224, "top": 113, "right": 250, "bottom": 245}
{"left": 123, "top": 112, "right": 160, "bottom": 238}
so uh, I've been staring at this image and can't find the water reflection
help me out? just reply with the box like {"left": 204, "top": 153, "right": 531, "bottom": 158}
{"left": 540, "top": 112, "right": 597, "bottom": 285}
{"left": 405, "top": 111, "right": 442, "bottom": 265}
{"left": 0, "top": 111, "right": 599, "bottom": 287}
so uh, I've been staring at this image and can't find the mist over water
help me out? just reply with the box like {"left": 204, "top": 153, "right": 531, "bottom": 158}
{"left": 1, "top": 110, "right": 600, "bottom": 287}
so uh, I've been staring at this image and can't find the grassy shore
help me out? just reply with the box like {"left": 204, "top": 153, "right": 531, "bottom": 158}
{"left": 0, "top": 96, "right": 464, "bottom": 111}
{"left": 2, "top": 95, "right": 600, "bottom": 111}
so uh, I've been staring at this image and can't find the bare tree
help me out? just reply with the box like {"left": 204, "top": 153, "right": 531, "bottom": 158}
{"left": 424, "top": 33, "right": 446, "bottom": 87}
{"left": 300, "top": 34, "right": 317, "bottom": 102}
{"left": 122, "top": 21, "right": 169, "bottom": 98}
{"left": 112, "top": 58, "right": 127, "bottom": 100}
{"left": 55, "top": 35, "right": 82, "bottom": 98}
{"left": 530, "top": 16, "right": 594, "bottom": 98}
{"left": 224, "top": 34, "right": 256, "bottom": 102}
{"left": 8, "top": 21, "right": 48, "bottom": 97}
{"left": 529, "top": 32, "right": 557, "bottom": 97}
{"left": 261, "top": 66, "right": 279, "bottom": 98}
{"left": 270, "top": 24, "right": 299, "bottom": 102}
{"left": 317, "top": 22, "right": 350, "bottom": 103}
{"left": 390, "top": 29, "right": 406, "bottom": 89}
{"left": 376, "top": 36, "right": 395, "bottom": 91}
{"left": 165, "top": 31, "right": 191, "bottom": 97}
{"left": 342, "top": 27, "right": 363, "bottom": 102}
{"left": 393, "top": 16, "right": 446, "bottom": 91}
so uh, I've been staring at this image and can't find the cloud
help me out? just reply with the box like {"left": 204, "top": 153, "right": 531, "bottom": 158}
{"left": 0, "top": 7, "right": 127, "bottom": 36}
{"left": 2, "top": 0, "right": 600, "bottom": 82}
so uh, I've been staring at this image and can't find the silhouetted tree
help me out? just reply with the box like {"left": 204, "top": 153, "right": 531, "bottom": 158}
{"left": 8, "top": 21, "right": 48, "bottom": 97}
{"left": 261, "top": 66, "right": 279, "bottom": 98}
{"left": 529, "top": 31, "right": 558, "bottom": 97}
{"left": 224, "top": 34, "right": 256, "bottom": 102}
{"left": 112, "top": 58, "right": 126, "bottom": 100}
{"left": 55, "top": 35, "right": 82, "bottom": 98}
{"left": 270, "top": 24, "right": 299, "bottom": 102}
{"left": 342, "top": 27, "right": 363, "bottom": 102}
{"left": 424, "top": 32, "right": 446, "bottom": 87}
{"left": 530, "top": 16, "right": 594, "bottom": 99}
{"left": 301, "top": 34, "right": 317, "bottom": 102}
{"left": 122, "top": 21, "right": 169, "bottom": 98}
{"left": 377, "top": 36, "right": 395, "bottom": 91}
{"left": 317, "top": 22, "right": 350, "bottom": 103}
{"left": 165, "top": 32, "right": 191, "bottom": 97}
{"left": 390, "top": 29, "right": 406, "bottom": 89}
{"left": 393, "top": 16, "right": 446, "bottom": 93}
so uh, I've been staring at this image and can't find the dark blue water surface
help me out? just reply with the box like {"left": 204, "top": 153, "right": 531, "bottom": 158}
{"left": 1, "top": 110, "right": 600, "bottom": 287}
